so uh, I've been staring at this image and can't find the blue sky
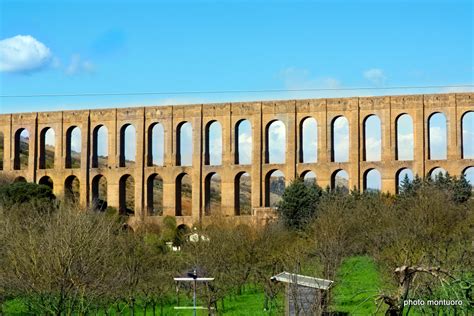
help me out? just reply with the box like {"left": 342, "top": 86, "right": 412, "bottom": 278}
{"left": 0, "top": 0, "right": 472, "bottom": 113}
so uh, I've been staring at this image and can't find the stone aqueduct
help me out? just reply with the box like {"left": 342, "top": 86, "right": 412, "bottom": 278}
{"left": 0, "top": 92, "right": 473, "bottom": 226}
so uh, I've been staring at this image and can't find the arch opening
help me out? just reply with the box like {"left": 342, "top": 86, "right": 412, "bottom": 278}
{"left": 463, "top": 167, "right": 474, "bottom": 190}
{"left": 66, "top": 126, "right": 81, "bottom": 168}
{"left": 177, "top": 122, "right": 193, "bottom": 166}
{"left": 462, "top": 112, "right": 474, "bottom": 159}
{"left": 205, "top": 121, "right": 222, "bottom": 166}
{"left": 205, "top": 173, "right": 221, "bottom": 215}
{"left": 65, "top": 175, "right": 80, "bottom": 203}
{"left": 428, "top": 112, "right": 447, "bottom": 160}
{"left": 332, "top": 169, "right": 349, "bottom": 193}
{"left": 301, "top": 171, "right": 317, "bottom": 187}
{"left": 331, "top": 116, "right": 349, "bottom": 162}
{"left": 235, "top": 119, "right": 252, "bottom": 165}
{"left": 363, "top": 115, "right": 381, "bottom": 162}
{"left": 14, "top": 176, "right": 27, "bottom": 183}
{"left": 396, "top": 114, "right": 414, "bottom": 161}
{"left": 266, "top": 120, "right": 286, "bottom": 164}
{"left": 148, "top": 123, "right": 164, "bottom": 166}
{"left": 176, "top": 173, "right": 192, "bottom": 216}
{"left": 396, "top": 168, "right": 414, "bottom": 193}
{"left": 364, "top": 169, "right": 381, "bottom": 192}
{"left": 14, "top": 128, "right": 29, "bottom": 170}
{"left": 119, "top": 175, "right": 135, "bottom": 215}
{"left": 92, "top": 125, "right": 108, "bottom": 168}
{"left": 235, "top": 172, "right": 251, "bottom": 215}
{"left": 429, "top": 167, "right": 447, "bottom": 181}
{"left": 92, "top": 175, "right": 107, "bottom": 211}
{"left": 265, "top": 170, "right": 285, "bottom": 207}
{"left": 120, "top": 124, "right": 136, "bottom": 167}
{"left": 147, "top": 174, "right": 163, "bottom": 216}
{"left": 300, "top": 117, "right": 318, "bottom": 163}
{"left": 39, "top": 127, "right": 55, "bottom": 169}
{"left": 39, "top": 176, "right": 53, "bottom": 190}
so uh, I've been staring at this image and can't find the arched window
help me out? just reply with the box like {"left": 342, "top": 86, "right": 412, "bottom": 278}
{"left": 119, "top": 175, "right": 135, "bottom": 215}
{"left": 300, "top": 117, "right": 318, "bottom": 163}
{"left": 39, "top": 127, "right": 55, "bottom": 169}
{"left": 176, "top": 173, "right": 192, "bottom": 216}
{"left": 331, "top": 116, "right": 349, "bottom": 162}
{"left": 364, "top": 169, "right": 381, "bottom": 192}
{"left": 301, "top": 171, "right": 317, "bottom": 186}
{"left": 92, "top": 125, "right": 108, "bottom": 168}
{"left": 205, "top": 172, "right": 221, "bottom": 215}
{"left": 120, "top": 124, "right": 136, "bottom": 167}
{"left": 396, "top": 168, "right": 414, "bottom": 193}
{"left": 92, "top": 175, "right": 107, "bottom": 211}
{"left": 38, "top": 176, "right": 53, "bottom": 190}
{"left": 66, "top": 126, "right": 81, "bottom": 168}
{"left": 463, "top": 167, "right": 474, "bottom": 189}
{"left": 14, "top": 128, "right": 29, "bottom": 170}
{"left": 332, "top": 169, "right": 349, "bottom": 193}
{"left": 266, "top": 120, "right": 286, "bottom": 164}
{"left": 363, "top": 115, "right": 381, "bottom": 162}
{"left": 235, "top": 172, "right": 251, "bottom": 215}
{"left": 148, "top": 123, "right": 164, "bottom": 166}
{"left": 14, "top": 176, "right": 27, "bottom": 183}
{"left": 396, "top": 114, "right": 414, "bottom": 161}
{"left": 205, "top": 121, "right": 222, "bottom": 166}
{"left": 265, "top": 170, "right": 285, "bottom": 207}
{"left": 177, "top": 122, "right": 193, "bottom": 166}
{"left": 147, "top": 174, "right": 163, "bottom": 216}
{"left": 235, "top": 119, "right": 252, "bottom": 165}
{"left": 428, "top": 113, "right": 447, "bottom": 160}
{"left": 462, "top": 112, "right": 474, "bottom": 159}
{"left": 65, "top": 175, "right": 80, "bottom": 203}
{"left": 429, "top": 167, "right": 447, "bottom": 180}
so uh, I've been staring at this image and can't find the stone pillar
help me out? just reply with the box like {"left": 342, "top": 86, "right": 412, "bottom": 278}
{"left": 251, "top": 104, "right": 263, "bottom": 208}
{"left": 79, "top": 114, "right": 89, "bottom": 208}
{"left": 413, "top": 106, "right": 425, "bottom": 177}
{"left": 134, "top": 112, "right": 145, "bottom": 219}
{"left": 348, "top": 103, "right": 360, "bottom": 190}
{"left": 447, "top": 98, "right": 458, "bottom": 161}
{"left": 221, "top": 109, "right": 234, "bottom": 216}
{"left": 318, "top": 101, "right": 328, "bottom": 164}
{"left": 285, "top": 102, "right": 297, "bottom": 183}
{"left": 28, "top": 117, "right": 38, "bottom": 183}
{"left": 191, "top": 113, "right": 202, "bottom": 221}
{"left": 1, "top": 115, "right": 12, "bottom": 171}
{"left": 162, "top": 174, "right": 176, "bottom": 216}
{"left": 110, "top": 110, "right": 118, "bottom": 169}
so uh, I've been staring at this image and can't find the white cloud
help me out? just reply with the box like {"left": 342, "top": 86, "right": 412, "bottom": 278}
{"left": 269, "top": 121, "right": 286, "bottom": 163}
{"left": 0, "top": 35, "right": 52, "bottom": 73}
{"left": 365, "top": 137, "right": 381, "bottom": 161}
{"left": 363, "top": 68, "right": 386, "bottom": 86}
{"left": 397, "top": 133, "right": 414, "bottom": 160}
{"left": 65, "top": 54, "right": 95, "bottom": 75}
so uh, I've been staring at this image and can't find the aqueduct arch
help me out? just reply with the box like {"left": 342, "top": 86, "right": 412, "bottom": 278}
{"left": 0, "top": 92, "right": 472, "bottom": 226}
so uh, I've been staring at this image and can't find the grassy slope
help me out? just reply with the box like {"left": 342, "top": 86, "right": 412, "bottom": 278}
{"left": 331, "top": 256, "right": 384, "bottom": 315}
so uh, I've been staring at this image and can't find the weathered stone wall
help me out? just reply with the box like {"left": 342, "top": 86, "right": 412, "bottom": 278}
{"left": 0, "top": 92, "right": 472, "bottom": 227}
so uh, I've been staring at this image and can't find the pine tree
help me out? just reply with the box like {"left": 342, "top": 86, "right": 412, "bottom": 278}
{"left": 276, "top": 178, "right": 322, "bottom": 230}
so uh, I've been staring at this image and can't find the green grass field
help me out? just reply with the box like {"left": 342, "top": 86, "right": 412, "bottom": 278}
{"left": 2, "top": 289, "right": 284, "bottom": 315}
{"left": 331, "top": 256, "right": 384, "bottom": 315}
{"left": 2, "top": 256, "right": 388, "bottom": 315}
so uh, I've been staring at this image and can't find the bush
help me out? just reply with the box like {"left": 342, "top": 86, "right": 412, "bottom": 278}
{"left": 0, "top": 182, "right": 55, "bottom": 211}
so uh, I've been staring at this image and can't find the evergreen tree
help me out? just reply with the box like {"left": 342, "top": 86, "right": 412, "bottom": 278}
{"left": 276, "top": 178, "right": 322, "bottom": 230}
